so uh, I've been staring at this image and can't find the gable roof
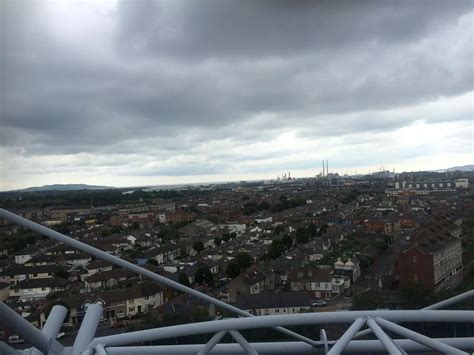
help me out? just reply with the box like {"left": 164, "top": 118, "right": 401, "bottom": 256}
{"left": 84, "top": 268, "right": 136, "bottom": 283}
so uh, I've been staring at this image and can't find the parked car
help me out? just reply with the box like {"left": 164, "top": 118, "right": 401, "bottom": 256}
{"left": 8, "top": 335, "right": 25, "bottom": 344}
{"left": 56, "top": 332, "right": 66, "bottom": 339}
{"left": 311, "top": 300, "right": 328, "bottom": 307}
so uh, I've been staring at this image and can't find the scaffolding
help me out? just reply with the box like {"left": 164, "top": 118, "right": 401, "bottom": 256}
{"left": 0, "top": 208, "right": 473, "bottom": 355}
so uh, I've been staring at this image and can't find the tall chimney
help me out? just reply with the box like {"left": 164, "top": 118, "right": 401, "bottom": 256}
{"left": 326, "top": 160, "right": 329, "bottom": 175}
{"left": 322, "top": 160, "right": 325, "bottom": 177}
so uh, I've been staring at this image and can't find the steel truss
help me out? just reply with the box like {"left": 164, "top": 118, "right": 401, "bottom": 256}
{"left": 0, "top": 208, "right": 473, "bottom": 355}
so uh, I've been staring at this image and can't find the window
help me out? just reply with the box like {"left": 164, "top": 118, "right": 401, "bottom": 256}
{"left": 275, "top": 309, "right": 279, "bottom": 313}
{"left": 412, "top": 256, "right": 417, "bottom": 263}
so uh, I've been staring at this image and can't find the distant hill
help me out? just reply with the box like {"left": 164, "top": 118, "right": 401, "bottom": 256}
{"left": 436, "top": 165, "right": 474, "bottom": 172}
{"left": 14, "top": 184, "right": 114, "bottom": 192}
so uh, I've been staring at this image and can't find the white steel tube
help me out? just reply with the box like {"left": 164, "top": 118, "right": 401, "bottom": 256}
{"left": 95, "top": 343, "right": 108, "bottom": 355}
{"left": 355, "top": 289, "right": 474, "bottom": 339}
{"left": 71, "top": 303, "right": 103, "bottom": 355}
{"left": 0, "top": 341, "right": 20, "bottom": 355}
{"left": 229, "top": 330, "right": 258, "bottom": 355}
{"left": 197, "top": 331, "right": 227, "bottom": 355}
{"left": 366, "top": 317, "right": 402, "bottom": 355}
{"left": 0, "top": 303, "right": 50, "bottom": 354}
{"left": 31, "top": 305, "right": 68, "bottom": 355}
{"left": 327, "top": 318, "right": 365, "bottom": 355}
{"left": 88, "top": 309, "right": 474, "bottom": 348}
{"left": 104, "top": 337, "right": 474, "bottom": 354}
{"left": 374, "top": 317, "right": 467, "bottom": 355}
{"left": 319, "top": 329, "right": 328, "bottom": 354}
{"left": 424, "top": 290, "right": 474, "bottom": 310}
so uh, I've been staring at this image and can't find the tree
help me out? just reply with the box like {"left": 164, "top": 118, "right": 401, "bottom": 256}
{"left": 243, "top": 202, "right": 258, "bottom": 215}
{"left": 274, "top": 224, "right": 285, "bottom": 235}
{"left": 111, "top": 225, "right": 123, "bottom": 234}
{"left": 193, "top": 241, "right": 204, "bottom": 254}
{"left": 307, "top": 224, "right": 318, "bottom": 238}
{"left": 130, "top": 221, "right": 140, "bottom": 230}
{"left": 401, "top": 282, "right": 435, "bottom": 309}
{"left": 259, "top": 201, "right": 270, "bottom": 210}
{"left": 359, "top": 255, "right": 373, "bottom": 269}
{"left": 147, "top": 258, "right": 158, "bottom": 266}
{"left": 214, "top": 237, "right": 222, "bottom": 246}
{"left": 226, "top": 261, "right": 241, "bottom": 278}
{"left": 267, "top": 239, "right": 285, "bottom": 259}
{"left": 195, "top": 268, "right": 214, "bottom": 286}
{"left": 54, "top": 266, "right": 69, "bottom": 279}
{"left": 222, "top": 233, "right": 231, "bottom": 242}
{"left": 282, "top": 234, "right": 293, "bottom": 250}
{"left": 178, "top": 272, "right": 191, "bottom": 287}
{"left": 295, "top": 228, "right": 310, "bottom": 244}
{"left": 101, "top": 228, "right": 113, "bottom": 237}
{"left": 236, "top": 252, "right": 252, "bottom": 269}
{"left": 352, "top": 291, "right": 384, "bottom": 310}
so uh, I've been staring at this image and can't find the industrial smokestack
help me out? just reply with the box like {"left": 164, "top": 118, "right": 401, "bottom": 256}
{"left": 322, "top": 160, "right": 325, "bottom": 177}
{"left": 326, "top": 160, "right": 329, "bottom": 176}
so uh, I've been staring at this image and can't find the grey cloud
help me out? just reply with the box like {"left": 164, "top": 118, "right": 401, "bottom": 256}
{"left": 1, "top": 0, "right": 473, "bottom": 187}
{"left": 117, "top": 0, "right": 471, "bottom": 60}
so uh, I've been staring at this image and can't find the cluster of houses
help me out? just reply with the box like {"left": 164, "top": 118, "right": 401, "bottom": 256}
{"left": 0, "top": 176, "right": 471, "bottom": 337}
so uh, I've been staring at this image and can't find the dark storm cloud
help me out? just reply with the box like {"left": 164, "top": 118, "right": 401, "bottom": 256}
{"left": 0, "top": 0, "right": 473, "bottom": 187}
{"left": 117, "top": 0, "right": 469, "bottom": 59}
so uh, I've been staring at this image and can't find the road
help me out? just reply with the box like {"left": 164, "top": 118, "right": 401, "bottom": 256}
{"left": 354, "top": 235, "right": 408, "bottom": 292}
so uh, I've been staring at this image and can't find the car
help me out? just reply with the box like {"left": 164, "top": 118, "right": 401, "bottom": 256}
{"left": 56, "top": 332, "right": 66, "bottom": 339}
{"left": 8, "top": 335, "right": 25, "bottom": 344}
{"left": 311, "top": 300, "right": 327, "bottom": 307}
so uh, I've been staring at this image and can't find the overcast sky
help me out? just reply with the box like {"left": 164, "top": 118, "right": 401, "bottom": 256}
{"left": 1, "top": 0, "right": 473, "bottom": 190}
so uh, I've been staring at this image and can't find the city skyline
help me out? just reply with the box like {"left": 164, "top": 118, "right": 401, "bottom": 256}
{"left": 1, "top": 1, "right": 473, "bottom": 191}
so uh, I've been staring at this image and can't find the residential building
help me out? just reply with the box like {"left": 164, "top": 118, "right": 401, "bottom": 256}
{"left": 10, "top": 278, "right": 69, "bottom": 301}
{"left": 289, "top": 266, "right": 332, "bottom": 300}
{"left": 236, "top": 291, "right": 311, "bottom": 316}
{"left": 228, "top": 267, "right": 273, "bottom": 303}
{"left": 397, "top": 216, "right": 463, "bottom": 292}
